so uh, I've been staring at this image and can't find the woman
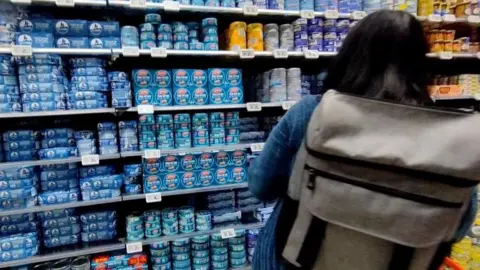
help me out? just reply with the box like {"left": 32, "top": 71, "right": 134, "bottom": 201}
{"left": 248, "top": 10, "right": 478, "bottom": 270}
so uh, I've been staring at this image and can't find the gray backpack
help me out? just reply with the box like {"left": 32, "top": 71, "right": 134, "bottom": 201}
{"left": 282, "top": 90, "right": 480, "bottom": 270}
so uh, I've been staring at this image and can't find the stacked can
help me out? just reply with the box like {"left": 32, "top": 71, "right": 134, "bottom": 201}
{"left": 269, "top": 68, "right": 287, "bottom": 102}
{"left": 172, "top": 238, "right": 191, "bottom": 269}
{"left": 209, "top": 112, "right": 225, "bottom": 146}
{"left": 139, "top": 114, "right": 157, "bottom": 150}
{"left": 38, "top": 208, "right": 80, "bottom": 248}
{"left": 264, "top": 24, "right": 279, "bottom": 51}
{"left": 140, "top": 22, "right": 157, "bottom": 49}
{"left": 225, "top": 111, "right": 240, "bottom": 145}
{"left": 258, "top": 70, "right": 270, "bottom": 102}
{"left": 123, "top": 163, "right": 142, "bottom": 194}
{"left": 255, "top": 0, "right": 267, "bottom": 8}
{"left": 156, "top": 114, "right": 174, "bottom": 149}
{"left": 221, "top": 0, "right": 235, "bottom": 8}
{"left": 192, "top": 113, "right": 209, "bottom": 147}
{"left": 0, "top": 166, "right": 38, "bottom": 210}
{"left": 196, "top": 211, "right": 212, "bottom": 231}
{"left": 174, "top": 113, "right": 192, "bottom": 148}
{"left": 247, "top": 23, "right": 264, "bottom": 51}
{"left": 202, "top": 18, "right": 219, "bottom": 51}
{"left": 0, "top": 3, "right": 18, "bottom": 48}
{"left": 79, "top": 167, "right": 122, "bottom": 201}
{"left": 285, "top": 0, "right": 300, "bottom": 10}
{"left": 68, "top": 57, "right": 109, "bottom": 110}
{"left": 211, "top": 233, "right": 229, "bottom": 270}
{"left": 236, "top": 0, "right": 254, "bottom": 7}
{"left": 172, "top": 22, "right": 189, "bottom": 51}
{"left": 157, "top": 23, "right": 173, "bottom": 49}
{"left": 192, "top": 0, "right": 205, "bottom": 6}
{"left": 301, "top": 0, "right": 314, "bottom": 10}
{"left": 205, "top": 0, "right": 220, "bottom": 7}
{"left": 293, "top": 19, "right": 308, "bottom": 51}
{"left": 0, "top": 212, "right": 37, "bottom": 245}
{"left": 3, "top": 129, "right": 39, "bottom": 161}
{"left": 162, "top": 208, "right": 179, "bottom": 235}
{"left": 121, "top": 26, "right": 140, "bottom": 47}
{"left": 314, "top": 0, "right": 337, "bottom": 11}
{"left": 187, "top": 22, "right": 203, "bottom": 51}
{"left": 280, "top": 24, "right": 294, "bottom": 51}
{"left": 80, "top": 210, "right": 117, "bottom": 243}
{"left": 74, "top": 130, "right": 97, "bottom": 156}
{"left": 178, "top": 206, "right": 195, "bottom": 233}
{"left": 37, "top": 128, "right": 78, "bottom": 161}
{"left": 109, "top": 71, "right": 132, "bottom": 108}
{"left": 227, "top": 22, "right": 246, "bottom": 51}
{"left": 146, "top": 13, "right": 162, "bottom": 25}
{"left": 150, "top": 241, "right": 171, "bottom": 269}
{"left": 229, "top": 229, "right": 247, "bottom": 268}
{"left": 308, "top": 18, "right": 323, "bottom": 51}
{"left": 38, "top": 163, "right": 79, "bottom": 207}
{"left": 336, "top": 19, "right": 350, "bottom": 52}
{"left": 119, "top": 120, "right": 139, "bottom": 153}
{"left": 0, "top": 55, "right": 21, "bottom": 113}
{"left": 126, "top": 213, "right": 144, "bottom": 241}
{"left": 192, "top": 235, "right": 210, "bottom": 269}
{"left": 286, "top": 68, "right": 303, "bottom": 101}
{"left": 247, "top": 229, "right": 259, "bottom": 263}
{"left": 144, "top": 210, "right": 161, "bottom": 238}
{"left": 18, "top": 54, "right": 68, "bottom": 112}
{"left": 268, "top": 0, "right": 285, "bottom": 9}
{"left": 97, "top": 122, "right": 118, "bottom": 155}
{"left": 323, "top": 19, "right": 337, "bottom": 52}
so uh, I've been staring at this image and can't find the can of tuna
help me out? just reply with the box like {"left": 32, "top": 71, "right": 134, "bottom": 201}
{"left": 174, "top": 33, "right": 189, "bottom": 42}
{"left": 204, "top": 42, "right": 218, "bottom": 50}
{"left": 222, "top": 0, "right": 235, "bottom": 7}
{"left": 211, "top": 239, "right": 228, "bottom": 248}
{"left": 162, "top": 208, "right": 177, "bottom": 220}
{"left": 140, "top": 32, "right": 156, "bottom": 41}
{"left": 173, "top": 259, "right": 191, "bottom": 268}
{"left": 146, "top": 227, "right": 161, "bottom": 238}
{"left": 151, "top": 247, "right": 170, "bottom": 257}
{"left": 140, "top": 23, "right": 157, "bottom": 33}
{"left": 202, "top": 18, "right": 218, "bottom": 27}
{"left": 141, "top": 40, "right": 156, "bottom": 49}
{"left": 158, "top": 41, "right": 173, "bottom": 49}
{"left": 336, "top": 19, "right": 350, "bottom": 30}
{"left": 205, "top": 0, "right": 220, "bottom": 6}
{"left": 264, "top": 23, "right": 279, "bottom": 51}
{"left": 151, "top": 241, "right": 169, "bottom": 249}
{"left": 212, "top": 260, "right": 228, "bottom": 269}
{"left": 192, "top": 242, "right": 209, "bottom": 250}
{"left": 172, "top": 237, "right": 190, "bottom": 246}
{"left": 228, "top": 22, "right": 247, "bottom": 51}
{"left": 212, "top": 246, "right": 228, "bottom": 255}
{"left": 179, "top": 222, "right": 195, "bottom": 233}
{"left": 162, "top": 223, "right": 179, "bottom": 235}
{"left": 158, "top": 24, "right": 172, "bottom": 33}
{"left": 173, "top": 22, "right": 188, "bottom": 33}
{"left": 247, "top": 23, "right": 264, "bottom": 51}
{"left": 145, "top": 14, "right": 162, "bottom": 24}
{"left": 188, "top": 30, "right": 199, "bottom": 39}
{"left": 172, "top": 245, "right": 190, "bottom": 254}
{"left": 280, "top": 24, "right": 294, "bottom": 51}
{"left": 229, "top": 243, "right": 246, "bottom": 251}
{"left": 174, "top": 42, "right": 189, "bottom": 50}
{"left": 151, "top": 256, "right": 170, "bottom": 265}
{"left": 323, "top": 19, "right": 336, "bottom": 31}
{"left": 157, "top": 33, "right": 173, "bottom": 41}
{"left": 230, "top": 257, "right": 247, "bottom": 267}
{"left": 193, "top": 263, "right": 209, "bottom": 270}
{"left": 300, "top": 0, "right": 314, "bottom": 10}
{"left": 189, "top": 41, "right": 204, "bottom": 50}
{"left": 192, "top": 249, "right": 209, "bottom": 258}
{"left": 212, "top": 253, "right": 228, "bottom": 261}
{"left": 191, "top": 0, "right": 205, "bottom": 5}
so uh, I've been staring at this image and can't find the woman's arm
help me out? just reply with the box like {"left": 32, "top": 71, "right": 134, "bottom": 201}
{"left": 454, "top": 187, "right": 478, "bottom": 241}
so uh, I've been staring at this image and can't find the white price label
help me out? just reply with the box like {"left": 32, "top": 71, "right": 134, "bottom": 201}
{"left": 282, "top": 101, "right": 296, "bottom": 110}
{"left": 220, "top": 228, "right": 236, "bottom": 239}
{"left": 129, "top": 0, "right": 146, "bottom": 7}
{"left": 442, "top": 14, "right": 456, "bottom": 22}
{"left": 324, "top": 9, "right": 339, "bottom": 19}
{"left": 11, "top": 0, "right": 32, "bottom": 4}
{"left": 300, "top": 10, "right": 315, "bottom": 19}
{"left": 126, "top": 242, "right": 143, "bottom": 254}
{"left": 427, "top": 14, "right": 442, "bottom": 22}
{"left": 304, "top": 50, "right": 319, "bottom": 59}
{"left": 239, "top": 49, "right": 255, "bottom": 59}
{"left": 243, "top": 5, "right": 259, "bottom": 15}
{"left": 146, "top": 192, "right": 162, "bottom": 203}
{"left": 468, "top": 15, "right": 480, "bottom": 23}
{"left": 251, "top": 143, "right": 265, "bottom": 152}
{"left": 122, "top": 46, "right": 140, "bottom": 57}
{"left": 164, "top": 0, "right": 180, "bottom": 11}
{"left": 11, "top": 45, "right": 32, "bottom": 56}
{"left": 246, "top": 102, "right": 262, "bottom": 112}
{"left": 55, "top": 0, "right": 75, "bottom": 6}
{"left": 273, "top": 49, "right": 288, "bottom": 59}
{"left": 81, "top": 154, "right": 100, "bottom": 166}
{"left": 137, "top": 104, "right": 154, "bottom": 114}
{"left": 151, "top": 47, "right": 167, "bottom": 58}
{"left": 439, "top": 51, "right": 453, "bottom": 60}
{"left": 351, "top": 10, "right": 366, "bottom": 20}
{"left": 144, "top": 149, "right": 161, "bottom": 159}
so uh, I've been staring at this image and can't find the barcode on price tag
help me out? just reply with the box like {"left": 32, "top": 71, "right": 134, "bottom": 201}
{"left": 243, "top": 5, "right": 259, "bottom": 15}
{"left": 11, "top": 0, "right": 32, "bottom": 4}
{"left": 11, "top": 45, "right": 32, "bottom": 56}
{"left": 129, "top": 0, "right": 146, "bottom": 7}
{"left": 164, "top": 0, "right": 180, "bottom": 11}
{"left": 468, "top": 15, "right": 480, "bottom": 23}
{"left": 304, "top": 50, "right": 319, "bottom": 59}
{"left": 351, "top": 10, "right": 366, "bottom": 20}
{"left": 144, "top": 149, "right": 161, "bottom": 159}
{"left": 151, "top": 47, "right": 167, "bottom": 58}
{"left": 239, "top": 49, "right": 255, "bottom": 59}
{"left": 81, "top": 155, "right": 100, "bottom": 166}
{"left": 246, "top": 102, "right": 262, "bottom": 112}
{"left": 250, "top": 143, "right": 265, "bottom": 152}
{"left": 126, "top": 242, "right": 143, "bottom": 254}
{"left": 442, "top": 14, "right": 456, "bottom": 22}
{"left": 137, "top": 104, "right": 154, "bottom": 114}
{"left": 300, "top": 10, "right": 315, "bottom": 19}
{"left": 282, "top": 101, "right": 296, "bottom": 110}
{"left": 220, "top": 228, "right": 236, "bottom": 239}
{"left": 324, "top": 9, "right": 339, "bottom": 19}
{"left": 428, "top": 14, "right": 442, "bottom": 22}
{"left": 273, "top": 49, "right": 288, "bottom": 59}
{"left": 55, "top": 0, "right": 75, "bottom": 6}
{"left": 146, "top": 192, "right": 162, "bottom": 203}
{"left": 122, "top": 46, "right": 140, "bottom": 57}
{"left": 439, "top": 51, "right": 453, "bottom": 60}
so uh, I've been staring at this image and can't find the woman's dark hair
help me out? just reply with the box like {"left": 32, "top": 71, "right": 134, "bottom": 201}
{"left": 323, "top": 10, "right": 431, "bottom": 105}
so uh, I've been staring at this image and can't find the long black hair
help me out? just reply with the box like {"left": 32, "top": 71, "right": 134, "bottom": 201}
{"left": 323, "top": 10, "right": 431, "bottom": 105}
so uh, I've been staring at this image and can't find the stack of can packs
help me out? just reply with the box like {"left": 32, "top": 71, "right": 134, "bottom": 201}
{"left": 0, "top": 56, "right": 21, "bottom": 113}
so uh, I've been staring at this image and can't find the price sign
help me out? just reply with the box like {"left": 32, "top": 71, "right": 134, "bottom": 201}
{"left": 239, "top": 49, "right": 255, "bottom": 59}
{"left": 122, "top": 46, "right": 140, "bottom": 57}
{"left": 243, "top": 5, "right": 259, "bottom": 15}
{"left": 442, "top": 14, "right": 456, "bottom": 22}
{"left": 11, "top": 45, "right": 32, "bottom": 56}
{"left": 11, "top": 0, "right": 32, "bottom": 4}
{"left": 351, "top": 10, "right": 366, "bottom": 20}
{"left": 164, "top": 0, "right": 180, "bottom": 11}
{"left": 144, "top": 149, "right": 161, "bottom": 159}
{"left": 304, "top": 50, "right": 319, "bottom": 59}
{"left": 300, "top": 10, "right": 315, "bottom": 19}
{"left": 146, "top": 192, "right": 162, "bottom": 203}
{"left": 137, "top": 104, "right": 154, "bottom": 114}
{"left": 324, "top": 9, "right": 339, "bottom": 19}
{"left": 427, "top": 14, "right": 442, "bottom": 22}
{"left": 81, "top": 155, "right": 100, "bottom": 166}
{"left": 126, "top": 242, "right": 143, "bottom": 254}
{"left": 467, "top": 15, "right": 480, "bottom": 23}
{"left": 439, "top": 51, "right": 453, "bottom": 60}
{"left": 55, "top": 0, "right": 75, "bottom": 7}
{"left": 246, "top": 102, "right": 262, "bottom": 112}
{"left": 273, "top": 49, "right": 288, "bottom": 59}
{"left": 220, "top": 228, "right": 236, "bottom": 239}
{"left": 282, "top": 101, "right": 296, "bottom": 110}
{"left": 151, "top": 47, "right": 167, "bottom": 58}
{"left": 250, "top": 143, "right": 265, "bottom": 152}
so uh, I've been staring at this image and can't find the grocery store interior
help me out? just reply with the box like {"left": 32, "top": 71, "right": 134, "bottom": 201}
{"left": 0, "top": 0, "right": 479, "bottom": 269}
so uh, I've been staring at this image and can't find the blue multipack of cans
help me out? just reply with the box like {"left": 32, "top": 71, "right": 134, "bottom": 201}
{"left": 80, "top": 174, "right": 122, "bottom": 201}
{"left": 174, "top": 113, "right": 191, "bottom": 148}
{"left": 109, "top": 71, "right": 133, "bottom": 108}
{"left": 208, "top": 68, "right": 244, "bottom": 105}
{"left": 0, "top": 232, "right": 38, "bottom": 262}
{"left": 97, "top": 122, "right": 119, "bottom": 155}
{"left": 80, "top": 210, "right": 117, "bottom": 242}
{"left": 132, "top": 69, "right": 173, "bottom": 107}
{"left": 118, "top": 120, "right": 139, "bottom": 153}
{"left": 126, "top": 213, "right": 144, "bottom": 241}
{"left": 3, "top": 129, "right": 40, "bottom": 162}
{"left": 123, "top": 163, "right": 142, "bottom": 195}
{"left": 38, "top": 208, "right": 80, "bottom": 248}
{"left": 156, "top": 114, "right": 174, "bottom": 149}
{"left": 0, "top": 56, "right": 21, "bottom": 113}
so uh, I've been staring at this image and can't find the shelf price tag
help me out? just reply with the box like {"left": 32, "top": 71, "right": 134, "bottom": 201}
{"left": 129, "top": 0, "right": 146, "bottom": 7}
{"left": 246, "top": 102, "right": 262, "bottom": 112}
{"left": 300, "top": 10, "right": 315, "bottom": 19}
{"left": 164, "top": 0, "right": 180, "bottom": 11}
{"left": 122, "top": 46, "right": 140, "bottom": 57}
{"left": 273, "top": 49, "right": 288, "bottom": 59}
{"left": 11, "top": 45, "right": 32, "bottom": 56}
{"left": 137, "top": 104, "right": 154, "bottom": 114}
{"left": 55, "top": 0, "right": 75, "bottom": 7}
{"left": 351, "top": 10, "right": 366, "bottom": 20}
{"left": 126, "top": 242, "right": 143, "bottom": 254}
{"left": 11, "top": 0, "right": 32, "bottom": 4}
{"left": 239, "top": 49, "right": 255, "bottom": 59}
{"left": 250, "top": 143, "right": 265, "bottom": 152}
{"left": 243, "top": 5, "right": 259, "bottom": 15}
{"left": 220, "top": 228, "right": 236, "bottom": 239}
{"left": 144, "top": 149, "right": 161, "bottom": 159}
{"left": 324, "top": 9, "right": 339, "bottom": 19}
{"left": 439, "top": 51, "right": 453, "bottom": 60}
{"left": 282, "top": 101, "right": 296, "bottom": 110}
{"left": 442, "top": 14, "right": 456, "bottom": 22}
{"left": 146, "top": 192, "right": 162, "bottom": 203}
{"left": 151, "top": 47, "right": 167, "bottom": 58}
{"left": 467, "top": 15, "right": 480, "bottom": 23}
{"left": 304, "top": 50, "right": 319, "bottom": 59}
{"left": 81, "top": 154, "right": 100, "bottom": 166}
{"left": 427, "top": 14, "right": 442, "bottom": 22}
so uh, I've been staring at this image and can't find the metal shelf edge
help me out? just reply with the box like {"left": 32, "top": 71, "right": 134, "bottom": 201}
{"left": 0, "top": 108, "right": 116, "bottom": 119}
{"left": 0, "top": 154, "right": 120, "bottom": 169}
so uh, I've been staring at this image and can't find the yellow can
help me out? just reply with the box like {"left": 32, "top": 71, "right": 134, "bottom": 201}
{"left": 228, "top": 21, "right": 247, "bottom": 51}
{"left": 247, "top": 23, "right": 264, "bottom": 51}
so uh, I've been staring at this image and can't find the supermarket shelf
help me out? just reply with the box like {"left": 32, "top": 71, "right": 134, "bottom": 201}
{"left": 431, "top": 95, "right": 479, "bottom": 101}
{"left": 0, "top": 153, "right": 120, "bottom": 169}
{"left": 121, "top": 143, "right": 254, "bottom": 158}
{"left": 0, "top": 108, "right": 116, "bottom": 119}
{"left": 124, "top": 104, "right": 247, "bottom": 112}
{"left": 426, "top": 52, "right": 480, "bottom": 59}
{"left": 7, "top": 0, "right": 107, "bottom": 6}
{"left": 33, "top": 48, "right": 112, "bottom": 55}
